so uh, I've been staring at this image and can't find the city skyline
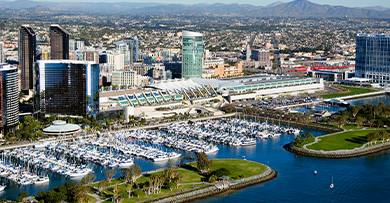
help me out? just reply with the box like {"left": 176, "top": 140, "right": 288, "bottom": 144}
{"left": 5, "top": 0, "right": 389, "bottom": 8}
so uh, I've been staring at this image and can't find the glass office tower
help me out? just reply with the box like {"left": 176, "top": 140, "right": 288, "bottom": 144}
{"left": 50, "top": 24, "right": 70, "bottom": 60}
{"left": 356, "top": 33, "right": 390, "bottom": 83}
{"left": 0, "top": 64, "right": 19, "bottom": 135}
{"left": 182, "top": 30, "right": 203, "bottom": 78}
{"left": 37, "top": 60, "right": 99, "bottom": 118}
{"left": 19, "top": 25, "right": 36, "bottom": 92}
{"left": 123, "top": 38, "right": 139, "bottom": 65}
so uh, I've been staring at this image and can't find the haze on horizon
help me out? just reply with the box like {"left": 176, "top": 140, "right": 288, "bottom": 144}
{"left": 3, "top": 0, "right": 390, "bottom": 8}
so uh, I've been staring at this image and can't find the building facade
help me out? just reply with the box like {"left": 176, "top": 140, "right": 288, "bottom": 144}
{"left": 182, "top": 31, "right": 203, "bottom": 78}
{"left": 0, "top": 64, "right": 19, "bottom": 135}
{"left": 107, "top": 52, "right": 125, "bottom": 70}
{"left": 356, "top": 33, "right": 390, "bottom": 83}
{"left": 50, "top": 25, "right": 70, "bottom": 60}
{"left": 37, "top": 60, "right": 99, "bottom": 118}
{"left": 19, "top": 25, "right": 36, "bottom": 92}
{"left": 83, "top": 50, "right": 99, "bottom": 63}
{"left": 112, "top": 70, "right": 140, "bottom": 87}
{"left": 123, "top": 38, "right": 139, "bottom": 65}
{"left": 251, "top": 49, "right": 271, "bottom": 68}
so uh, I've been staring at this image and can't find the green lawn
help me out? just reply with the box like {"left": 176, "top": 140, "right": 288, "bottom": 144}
{"left": 95, "top": 159, "right": 267, "bottom": 203}
{"left": 192, "top": 159, "right": 267, "bottom": 179}
{"left": 321, "top": 86, "right": 375, "bottom": 99}
{"left": 307, "top": 129, "right": 384, "bottom": 151}
{"left": 85, "top": 195, "right": 97, "bottom": 203}
{"left": 342, "top": 124, "right": 363, "bottom": 130}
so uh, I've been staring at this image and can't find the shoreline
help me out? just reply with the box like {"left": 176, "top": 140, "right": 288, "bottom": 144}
{"left": 284, "top": 141, "right": 390, "bottom": 159}
{"left": 143, "top": 161, "right": 277, "bottom": 203}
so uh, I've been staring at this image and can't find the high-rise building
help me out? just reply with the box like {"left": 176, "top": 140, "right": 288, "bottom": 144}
{"left": 251, "top": 49, "right": 271, "bottom": 68}
{"left": 107, "top": 51, "right": 125, "bottom": 70}
{"left": 0, "top": 64, "right": 19, "bottom": 135}
{"left": 83, "top": 50, "right": 99, "bottom": 63}
{"left": 123, "top": 38, "right": 139, "bottom": 64}
{"left": 37, "top": 60, "right": 99, "bottom": 118}
{"left": 50, "top": 24, "right": 69, "bottom": 60}
{"left": 182, "top": 30, "right": 203, "bottom": 78}
{"left": 356, "top": 33, "right": 390, "bottom": 83}
{"left": 19, "top": 25, "right": 37, "bottom": 92}
{"left": 115, "top": 42, "right": 130, "bottom": 66}
{"left": 0, "top": 42, "right": 4, "bottom": 63}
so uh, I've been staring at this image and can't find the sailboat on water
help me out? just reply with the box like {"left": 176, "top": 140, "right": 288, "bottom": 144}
{"left": 330, "top": 176, "right": 334, "bottom": 188}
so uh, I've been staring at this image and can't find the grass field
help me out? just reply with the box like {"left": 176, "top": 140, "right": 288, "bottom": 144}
{"left": 321, "top": 86, "right": 375, "bottom": 99}
{"left": 307, "top": 129, "right": 384, "bottom": 151}
{"left": 192, "top": 159, "right": 267, "bottom": 179}
{"left": 96, "top": 159, "right": 267, "bottom": 203}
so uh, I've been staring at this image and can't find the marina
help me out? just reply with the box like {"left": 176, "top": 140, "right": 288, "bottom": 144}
{"left": 0, "top": 96, "right": 390, "bottom": 201}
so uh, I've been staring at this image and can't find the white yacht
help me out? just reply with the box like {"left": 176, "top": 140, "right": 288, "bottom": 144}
{"left": 0, "top": 184, "right": 6, "bottom": 191}
{"left": 35, "top": 176, "right": 49, "bottom": 184}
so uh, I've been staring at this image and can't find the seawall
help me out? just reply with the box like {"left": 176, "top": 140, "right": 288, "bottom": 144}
{"left": 149, "top": 165, "right": 277, "bottom": 203}
{"left": 284, "top": 141, "right": 390, "bottom": 159}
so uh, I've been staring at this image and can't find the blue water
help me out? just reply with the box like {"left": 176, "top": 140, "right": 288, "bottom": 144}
{"left": 2, "top": 95, "right": 390, "bottom": 201}
{"left": 295, "top": 94, "right": 390, "bottom": 114}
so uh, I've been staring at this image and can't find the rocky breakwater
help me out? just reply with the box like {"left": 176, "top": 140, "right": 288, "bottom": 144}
{"left": 152, "top": 164, "right": 277, "bottom": 203}
{"left": 284, "top": 134, "right": 390, "bottom": 159}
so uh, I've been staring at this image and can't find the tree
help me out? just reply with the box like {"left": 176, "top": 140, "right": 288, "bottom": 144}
{"left": 130, "top": 164, "right": 142, "bottom": 182}
{"left": 369, "top": 119, "right": 375, "bottom": 128}
{"left": 72, "top": 184, "right": 89, "bottom": 203}
{"left": 119, "top": 168, "right": 131, "bottom": 182}
{"left": 208, "top": 174, "right": 218, "bottom": 183}
{"left": 133, "top": 189, "right": 143, "bottom": 198}
{"left": 356, "top": 116, "right": 366, "bottom": 128}
{"left": 212, "top": 168, "right": 231, "bottom": 177}
{"left": 98, "top": 180, "right": 108, "bottom": 193}
{"left": 178, "top": 156, "right": 186, "bottom": 167}
{"left": 81, "top": 173, "right": 96, "bottom": 185}
{"left": 162, "top": 165, "right": 181, "bottom": 184}
{"left": 221, "top": 104, "right": 236, "bottom": 113}
{"left": 166, "top": 182, "right": 177, "bottom": 191}
{"left": 186, "top": 155, "right": 195, "bottom": 165}
{"left": 351, "top": 106, "right": 362, "bottom": 119}
{"left": 366, "top": 132, "right": 380, "bottom": 144}
{"left": 19, "top": 192, "right": 29, "bottom": 198}
{"left": 196, "top": 153, "right": 213, "bottom": 174}
{"left": 112, "top": 184, "right": 119, "bottom": 203}
{"left": 104, "top": 169, "right": 117, "bottom": 183}
{"left": 44, "top": 190, "right": 67, "bottom": 203}
{"left": 126, "top": 182, "right": 134, "bottom": 198}
{"left": 334, "top": 115, "right": 347, "bottom": 128}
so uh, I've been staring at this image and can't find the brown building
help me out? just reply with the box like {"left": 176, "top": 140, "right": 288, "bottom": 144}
{"left": 50, "top": 25, "right": 69, "bottom": 60}
{"left": 19, "top": 25, "right": 36, "bottom": 92}
{"left": 204, "top": 61, "right": 243, "bottom": 78}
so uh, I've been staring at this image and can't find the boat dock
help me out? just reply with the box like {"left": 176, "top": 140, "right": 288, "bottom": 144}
{"left": 0, "top": 113, "right": 236, "bottom": 152}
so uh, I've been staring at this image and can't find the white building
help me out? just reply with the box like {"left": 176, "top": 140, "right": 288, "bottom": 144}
{"left": 203, "top": 58, "right": 224, "bottom": 68}
{"left": 112, "top": 70, "right": 141, "bottom": 87}
{"left": 107, "top": 51, "right": 125, "bottom": 70}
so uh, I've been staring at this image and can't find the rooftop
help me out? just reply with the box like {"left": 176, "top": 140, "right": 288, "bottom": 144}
{"left": 43, "top": 120, "right": 81, "bottom": 133}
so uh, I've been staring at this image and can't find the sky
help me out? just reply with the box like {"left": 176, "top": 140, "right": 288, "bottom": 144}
{"left": 25, "top": 0, "right": 390, "bottom": 8}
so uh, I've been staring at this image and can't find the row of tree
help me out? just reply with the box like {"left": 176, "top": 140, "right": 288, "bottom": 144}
{"left": 366, "top": 131, "right": 390, "bottom": 145}
{"left": 293, "top": 132, "right": 314, "bottom": 147}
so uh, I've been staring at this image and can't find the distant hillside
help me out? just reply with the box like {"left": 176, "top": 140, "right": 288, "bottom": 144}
{"left": 0, "top": 0, "right": 389, "bottom": 18}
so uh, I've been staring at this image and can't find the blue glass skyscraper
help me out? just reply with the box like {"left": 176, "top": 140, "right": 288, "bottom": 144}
{"left": 182, "top": 31, "right": 203, "bottom": 78}
{"left": 356, "top": 33, "right": 390, "bottom": 83}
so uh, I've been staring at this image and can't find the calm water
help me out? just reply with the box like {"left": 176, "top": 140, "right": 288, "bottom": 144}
{"left": 1, "top": 95, "right": 390, "bottom": 202}
{"left": 295, "top": 94, "right": 390, "bottom": 114}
